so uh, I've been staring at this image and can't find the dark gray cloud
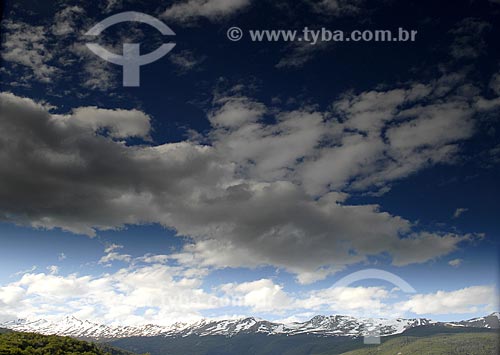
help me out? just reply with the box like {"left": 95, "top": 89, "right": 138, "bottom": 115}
{"left": 0, "top": 93, "right": 225, "bottom": 235}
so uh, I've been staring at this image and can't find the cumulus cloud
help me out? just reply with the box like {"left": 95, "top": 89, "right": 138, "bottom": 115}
{"left": 66, "top": 107, "right": 151, "bottom": 139}
{"left": 209, "top": 95, "right": 267, "bottom": 128}
{"left": 300, "top": 286, "right": 392, "bottom": 316}
{"left": 299, "top": 77, "right": 477, "bottom": 194}
{"left": 397, "top": 286, "right": 497, "bottom": 315}
{"left": 220, "top": 279, "right": 293, "bottom": 313}
{"left": 1, "top": 255, "right": 494, "bottom": 324}
{"left": 0, "top": 264, "right": 222, "bottom": 325}
{"left": 219, "top": 279, "right": 397, "bottom": 316}
{"left": 162, "top": 0, "right": 252, "bottom": 24}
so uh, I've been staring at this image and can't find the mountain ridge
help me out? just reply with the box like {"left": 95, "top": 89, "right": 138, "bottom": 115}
{"left": 1, "top": 313, "right": 498, "bottom": 340}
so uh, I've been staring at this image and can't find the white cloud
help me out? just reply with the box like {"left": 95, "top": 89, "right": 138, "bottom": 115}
{"left": 387, "top": 102, "right": 474, "bottom": 151}
{"left": 299, "top": 77, "right": 478, "bottom": 195}
{"left": 397, "top": 286, "right": 498, "bottom": 315}
{"left": 1, "top": 21, "right": 58, "bottom": 83}
{"left": 99, "top": 252, "right": 132, "bottom": 265}
{"left": 162, "top": 0, "right": 252, "bottom": 24}
{"left": 0, "top": 253, "right": 497, "bottom": 324}
{"left": 51, "top": 6, "right": 85, "bottom": 36}
{"left": 209, "top": 96, "right": 267, "bottom": 128}
{"left": 11, "top": 266, "right": 38, "bottom": 277}
{"left": 0, "top": 5, "right": 151, "bottom": 91}
{"left": 453, "top": 208, "right": 469, "bottom": 219}
{"left": 56, "top": 107, "right": 152, "bottom": 140}
{"left": 1, "top": 263, "right": 224, "bottom": 325}
{"left": 220, "top": 280, "right": 397, "bottom": 316}
{"left": 21, "top": 272, "right": 92, "bottom": 300}
{"left": 448, "top": 258, "right": 464, "bottom": 267}
{"left": 220, "top": 279, "right": 293, "bottom": 313}
{"left": 47, "top": 266, "right": 59, "bottom": 275}
{"left": 99, "top": 244, "right": 133, "bottom": 265}
{"left": 300, "top": 286, "right": 392, "bottom": 316}
{"left": 104, "top": 244, "right": 123, "bottom": 253}
{"left": 0, "top": 285, "right": 26, "bottom": 306}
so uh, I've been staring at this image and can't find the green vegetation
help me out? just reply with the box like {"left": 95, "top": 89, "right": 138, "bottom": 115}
{"left": 109, "top": 330, "right": 500, "bottom": 355}
{"left": 0, "top": 331, "right": 145, "bottom": 355}
{"left": 325, "top": 333, "right": 499, "bottom": 355}
{"left": 109, "top": 334, "right": 367, "bottom": 355}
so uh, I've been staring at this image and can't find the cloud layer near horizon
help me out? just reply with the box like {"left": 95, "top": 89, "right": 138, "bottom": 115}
{"left": 0, "top": 249, "right": 496, "bottom": 325}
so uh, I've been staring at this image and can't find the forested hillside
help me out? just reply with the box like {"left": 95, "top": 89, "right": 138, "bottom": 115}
{"left": 330, "top": 333, "right": 499, "bottom": 355}
{"left": 0, "top": 331, "right": 144, "bottom": 355}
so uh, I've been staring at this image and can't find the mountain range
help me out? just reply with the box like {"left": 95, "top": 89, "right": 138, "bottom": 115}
{"left": 1, "top": 313, "right": 498, "bottom": 340}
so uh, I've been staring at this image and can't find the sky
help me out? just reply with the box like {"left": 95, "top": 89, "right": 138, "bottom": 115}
{"left": 0, "top": 0, "right": 499, "bottom": 326}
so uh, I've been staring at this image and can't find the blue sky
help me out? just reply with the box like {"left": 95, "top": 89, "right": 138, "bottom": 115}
{"left": 0, "top": 0, "right": 499, "bottom": 325}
